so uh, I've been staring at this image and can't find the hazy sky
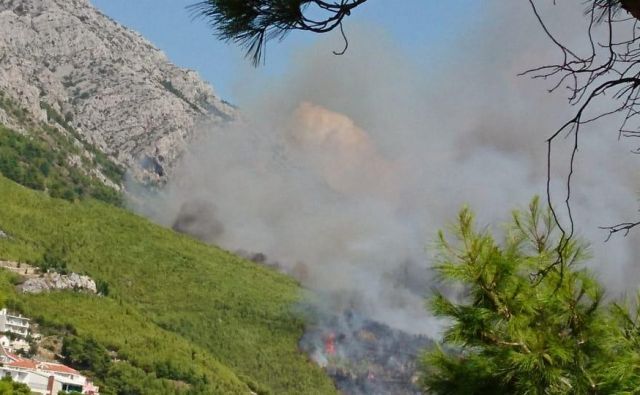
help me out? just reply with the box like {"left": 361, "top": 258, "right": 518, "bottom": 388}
{"left": 90, "top": 0, "right": 483, "bottom": 103}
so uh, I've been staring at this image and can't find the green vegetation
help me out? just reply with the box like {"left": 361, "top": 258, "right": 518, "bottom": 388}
{"left": 0, "top": 92, "right": 32, "bottom": 127}
{"left": 0, "top": 91, "right": 123, "bottom": 206}
{"left": 422, "top": 198, "right": 640, "bottom": 394}
{"left": 39, "top": 100, "right": 125, "bottom": 197}
{"left": 0, "top": 376, "right": 31, "bottom": 395}
{"left": 160, "top": 80, "right": 202, "bottom": 113}
{"left": 0, "top": 124, "right": 122, "bottom": 205}
{"left": 0, "top": 175, "right": 335, "bottom": 394}
{"left": 36, "top": 248, "right": 70, "bottom": 274}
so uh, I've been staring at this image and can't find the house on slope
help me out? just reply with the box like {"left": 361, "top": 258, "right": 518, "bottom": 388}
{"left": 0, "top": 308, "right": 33, "bottom": 353}
{"left": 0, "top": 346, "right": 99, "bottom": 395}
{"left": 0, "top": 308, "right": 30, "bottom": 337}
{"left": 0, "top": 334, "right": 29, "bottom": 353}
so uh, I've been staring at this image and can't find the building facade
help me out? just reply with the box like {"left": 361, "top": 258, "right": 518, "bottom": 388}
{"left": 0, "top": 308, "right": 29, "bottom": 337}
{"left": 0, "top": 346, "right": 99, "bottom": 395}
{"left": 0, "top": 334, "right": 29, "bottom": 353}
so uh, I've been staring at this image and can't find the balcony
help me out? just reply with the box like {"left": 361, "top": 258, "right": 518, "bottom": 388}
{"left": 5, "top": 320, "right": 29, "bottom": 328}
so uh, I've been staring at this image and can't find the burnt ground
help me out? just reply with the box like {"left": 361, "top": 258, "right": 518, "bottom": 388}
{"left": 300, "top": 310, "right": 433, "bottom": 395}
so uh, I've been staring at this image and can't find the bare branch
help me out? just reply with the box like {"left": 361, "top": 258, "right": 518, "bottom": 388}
{"left": 332, "top": 22, "right": 348, "bottom": 55}
{"left": 527, "top": 0, "right": 640, "bottom": 273}
{"left": 600, "top": 220, "right": 640, "bottom": 240}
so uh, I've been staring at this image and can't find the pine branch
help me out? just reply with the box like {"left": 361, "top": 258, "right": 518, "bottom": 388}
{"left": 189, "top": 0, "right": 367, "bottom": 65}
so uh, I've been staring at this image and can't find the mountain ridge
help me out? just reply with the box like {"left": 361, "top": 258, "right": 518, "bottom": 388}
{"left": 0, "top": 0, "right": 236, "bottom": 184}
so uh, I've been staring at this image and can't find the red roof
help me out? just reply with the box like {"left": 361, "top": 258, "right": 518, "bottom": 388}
{"left": 0, "top": 345, "right": 20, "bottom": 362}
{"left": 38, "top": 362, "right": 79, "bottom": 375}
{"left": 8, "top": 359, "right": 37, "bottom": 370}
{"left": 3, "top": 349, "right": 79, "bottom": 375}
{"left": 7, "top": 359, "right": 80, "bottom": 374}
{"left": 5, "top": 352, "right": 19, "bottom": 361}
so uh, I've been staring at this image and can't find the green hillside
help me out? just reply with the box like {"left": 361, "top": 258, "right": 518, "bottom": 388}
{"left": 0, "top": 90, "right": 123, "bottom": 206}
{"left": 0, "top": 175, "right": 336, "bottom": 394}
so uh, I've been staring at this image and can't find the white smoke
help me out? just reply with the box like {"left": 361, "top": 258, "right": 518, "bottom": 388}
{"left": 131, "top": 1, "right": 640, "bottom": 336}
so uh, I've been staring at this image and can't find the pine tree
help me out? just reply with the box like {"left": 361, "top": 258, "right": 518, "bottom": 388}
{"left": 422, "top": 197, "right": 640, "bottom": 394}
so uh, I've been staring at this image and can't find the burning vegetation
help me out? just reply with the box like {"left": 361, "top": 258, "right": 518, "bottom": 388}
{"left": 300, "top": 309, "right": 432, "bottom": 395}
{"left": 228, "top": 249, "right": 434, "bottom": 394}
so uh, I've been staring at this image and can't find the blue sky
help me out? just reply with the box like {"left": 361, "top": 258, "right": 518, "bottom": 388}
{"left": 90, "top": 1, "right": 483, "bottom": 103}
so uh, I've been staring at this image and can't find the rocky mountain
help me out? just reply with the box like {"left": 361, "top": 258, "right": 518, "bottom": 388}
{"left": 0, "top": 0, "right": 236, "bottom": 183}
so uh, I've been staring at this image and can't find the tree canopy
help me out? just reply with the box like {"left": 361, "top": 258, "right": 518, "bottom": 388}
{"left": 422, "top": 198, "right": 640, "bottom": 394}
{"left": 0, "top": 376, "right": 32, "bottom": 395}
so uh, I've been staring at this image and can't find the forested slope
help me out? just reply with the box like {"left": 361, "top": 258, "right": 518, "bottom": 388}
{"left": 0, "top": 175, "right": 336, "bottom": 394}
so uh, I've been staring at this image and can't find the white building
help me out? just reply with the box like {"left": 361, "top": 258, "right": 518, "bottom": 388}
{"left": 0, "top": 334, "right": 29, "bottom": 353}
{"left": 0, "top": 346, "right": 99, "bottom": 395}
{"left": 0, "top": 308, "right": 30, "bottom": 337}
{"left": 1, "top": 365, "right": 58, "bottom": 394}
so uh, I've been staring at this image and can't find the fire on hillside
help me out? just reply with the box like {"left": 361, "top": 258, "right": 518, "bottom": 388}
{"left": 300, "top": 310, "right": 433, "bottom": 395}
{"left": 232, "top": 250, "right": 434, "bottom": 394}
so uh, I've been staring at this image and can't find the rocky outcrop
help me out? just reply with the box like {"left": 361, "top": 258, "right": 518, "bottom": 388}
{"left": 19, "top": 272, "right": 97, "bottom": 294}
{"left": 0, "top": 0, "right": 236, "bottom": 183}
{"left": 0, "top": 230, "right": 7, "bottom": 239}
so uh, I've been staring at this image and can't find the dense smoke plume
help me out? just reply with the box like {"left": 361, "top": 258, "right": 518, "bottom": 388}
{"left": 132, "top": 2, "right": 640, "bottom": 337}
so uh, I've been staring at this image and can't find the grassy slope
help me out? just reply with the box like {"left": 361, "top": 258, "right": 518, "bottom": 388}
{"left": 0, "top": 176, "right": 336, "bottom": 394}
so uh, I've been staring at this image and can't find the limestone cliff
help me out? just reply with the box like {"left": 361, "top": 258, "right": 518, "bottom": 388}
{"left": 0, "top": 0, "right": 236, "bottom": 183}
